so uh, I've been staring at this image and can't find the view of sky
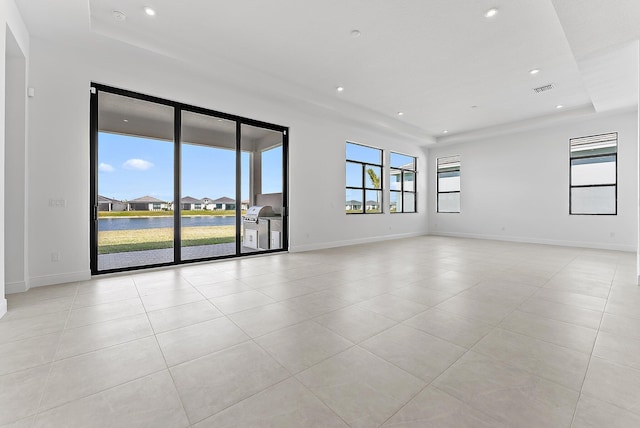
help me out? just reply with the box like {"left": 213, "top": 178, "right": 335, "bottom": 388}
{"left": 98, "top": 132, "right": 282, "bottom": 202}
{"left": 345, "top": 143, "right": 415, "bottom": 197}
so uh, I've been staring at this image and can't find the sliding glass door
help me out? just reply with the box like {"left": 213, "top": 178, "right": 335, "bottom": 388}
{"left": 94, "top": 92, "right": 175, "bottom": 271}
{"left": 180, "top": 111, "right": 237, "bottom": 260}
{"left": 240, "top": 124, "right": 285, "bottom": 254}
{"left": 90, "top": 84, "right": 288, "bottom": 274}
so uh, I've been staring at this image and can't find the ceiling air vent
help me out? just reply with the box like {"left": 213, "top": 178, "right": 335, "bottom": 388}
{"left": 533, "top": 84, "right": 554, "bottom": 94}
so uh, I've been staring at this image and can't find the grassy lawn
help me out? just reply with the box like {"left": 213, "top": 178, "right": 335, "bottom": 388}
{"left": 98, "top": 225, "right": 236, "bottom": 254}
{"left": 99, "top": 210, "right": 242, "bottom": 218}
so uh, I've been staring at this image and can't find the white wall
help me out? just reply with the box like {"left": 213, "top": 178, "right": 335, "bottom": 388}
{"left": 24, "top": 35, "right": 430, "bottom": 288}
{"left": 1, "top": 0, "right": 29, "bottom": 314}
{"left": 5, "top": 29, "right": 27, "bottom": 294}
{"left": 429, "top": 110, "right": 638, "bottom": 251}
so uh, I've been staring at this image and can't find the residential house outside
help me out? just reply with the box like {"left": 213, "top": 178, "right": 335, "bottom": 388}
{"left": 180, "top": 196, "right": 203, "bottom": 210}
{"left": 345, "top": 200, "right": 362, "bottom": 211}
{"left": 366, "top": 200, "right": 380, "bottom": 211}
{"left": 128, "top": 195, "right": 168, "bottom": 211}
{"left": 97, "top": 195, "right": 126, "bottom": 212}
{"left": 212, "top": 196, "right": 236, "bottom": 210}
{"left": 201, "top": 197, "right": 215, "bottom": 210}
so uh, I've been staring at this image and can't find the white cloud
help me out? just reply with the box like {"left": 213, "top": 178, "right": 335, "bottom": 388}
{"left": 98, "top": 163, "right": 114, "bottom": 172}
{"left": 122, "top": 158, "right": 154, "bottom": 171}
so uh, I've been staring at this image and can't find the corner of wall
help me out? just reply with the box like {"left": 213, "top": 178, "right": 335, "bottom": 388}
{"left": 5, "top": 280, "right": 27, "bottom": 294}
{"left": 28, "top": 270, "right": 91, "bottom": 289}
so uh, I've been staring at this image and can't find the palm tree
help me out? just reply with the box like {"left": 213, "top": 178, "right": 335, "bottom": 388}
{"left": 366, "top": 168, "right": 381, "bottom": 212}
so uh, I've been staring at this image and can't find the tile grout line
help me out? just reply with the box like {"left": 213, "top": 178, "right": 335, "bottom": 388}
{"left": 381, "top": 255, "right": 577, "bottom": 426}
{"left": 132, "top": 274, "right": 193, "bottom": 427}
{"left": 569, "top": 260, "right": 619, "bottom": 427}
{"left": 181, "top": 302, "right": 299, "bottom": 426}
{"left": 29, "top": 283, "right": 80, "bottom": 428}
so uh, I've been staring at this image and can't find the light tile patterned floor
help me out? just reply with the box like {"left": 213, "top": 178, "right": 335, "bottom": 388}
{"left": 1, "top": 236, "right": 639, "bottom": 427}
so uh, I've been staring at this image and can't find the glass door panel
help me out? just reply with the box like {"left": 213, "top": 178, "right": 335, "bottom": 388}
{"left": 180, "top": 111, "right": 237, "bottom": 260}
{"left": 240, "top": 124, "right": 285, "bottom": 254}
{"left": 92, "top": 84, "right": 288, "bottom": 274}
{"left": 96, "top": 92, "right": 174, "bottom": 271}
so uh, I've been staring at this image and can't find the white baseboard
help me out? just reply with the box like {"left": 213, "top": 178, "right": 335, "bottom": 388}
{"left": 429, "top": 231, "right": 636, "bottom": 252}
{"left": 5, "top": 281, "right": 28, "bottom": 294}
{"left": 290, "top": 231, "right": 426, "bottom": 253}
{"left": 0, "top": 298, "right": 7, "bottom": 319}
{"left": 28, "top": 270, "right": 91, "bottom": 289}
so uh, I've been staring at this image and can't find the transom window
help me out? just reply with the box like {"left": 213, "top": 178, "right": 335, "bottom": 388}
{"left": 390, "top": 152, "right": 417, "bottom": 213}
{"left": 346, "top": 142, "right": 383, "bottom": 214}
{"left": 570, "top": 133, "right": 617, "bottom": 215}
{"left": 437, "top": 156, "right": 461, "bottom": 213}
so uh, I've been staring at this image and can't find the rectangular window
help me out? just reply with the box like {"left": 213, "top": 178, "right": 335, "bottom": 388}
{"left": 390, "top": 152, "right": 417, "bottom": 213}
{"left": 346, "top": 142, "right": 383, "bottom": 214}
{"left": 570, "top": 133, "right": 617, "bottom": 215}
{"left": 437, "top": 156, "right": 460, "bottom": 213}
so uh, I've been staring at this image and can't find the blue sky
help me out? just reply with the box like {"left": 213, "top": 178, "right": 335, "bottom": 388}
{"left": 345, "top": 143, "right": 415, "bottom": 196}
{"left": 98, "top": 132, "right": 282, "bottom": 202}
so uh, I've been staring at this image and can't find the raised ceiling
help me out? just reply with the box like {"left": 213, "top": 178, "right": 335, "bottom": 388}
{"left": 15, "top": 0, "right": 640, "bottom": 143}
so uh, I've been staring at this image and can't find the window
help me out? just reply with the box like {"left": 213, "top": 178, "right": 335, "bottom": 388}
{"left": 390, "top": 152, "right": 417, "bottom": 213}
{"left": 570, "top": 133, "right": 617, "bottom": 215}
{"left": 437, "top": 156, "right": 460, "bottom": 213}
{"left": 346, "top": 142, "right": 383, "bottom": 214}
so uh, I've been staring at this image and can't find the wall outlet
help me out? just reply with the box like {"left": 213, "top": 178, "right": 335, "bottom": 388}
{"left": 48, "top": 199, "right": 66, "bottom": 208}
{"left": 51, "top": 252, "right": 60, "bottom": 262}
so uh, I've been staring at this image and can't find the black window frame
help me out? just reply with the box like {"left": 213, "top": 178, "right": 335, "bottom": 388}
{"left": 390, "top": 152, "right": 417, "bottom": 213}
{"left": 345, "top": 142, "right": 383, "bottom": 215}
{"left": 436, "top": 155, "right": 461, "bottom": 213}
{"left": 569, "top": 132, "right": 618, "bottom": 216}
{"left": 90, "top": 83, "right": 290, "bottom": 275}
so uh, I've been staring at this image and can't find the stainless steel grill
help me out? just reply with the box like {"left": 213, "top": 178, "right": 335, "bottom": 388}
{"left": 243, "top": 205, "right": 275, "bottom": 223}
{"left": 243, "top": 206, "right": 275, "bottom": 249}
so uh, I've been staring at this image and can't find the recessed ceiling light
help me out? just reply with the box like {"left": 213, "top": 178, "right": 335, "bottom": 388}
{"left": 556, "top": 105, "right": 564, "bottom": 109}
{"left": 529, "top": 69, "right": 540, "bottom": 75}
{"left": 144, "top": 6, "right": 156, "bottom": 16}
{"left": 443, "top": 130, "right": 449, "bottom": 134}
{"left": 123, "top": 119, "right": 129, "bottom": 122}
{"left": 350, "top": 30, "right": 361, "bottom": 38}
{"left": 484, "top": 8, "right": 498, "bottom": 18}
{"left": 112, "top": 10, "right": 126, "bottom": 21}
{"left": 397, "top": 112, "right": 404, "bottom": 116}
{"left": 336, "top": 86, "right": 344, "bottom": 92}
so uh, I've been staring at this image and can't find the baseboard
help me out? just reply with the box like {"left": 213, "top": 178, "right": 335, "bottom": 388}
{"left": 289, "top": 231, "right": 426, "bottom": 253}
{"left": 429, "top": 231, "right": 636, "bottom": 252}
{"left": 28, "top": 270, "right": 91, "bottom": 288}
{"left": 5, "top": 281, "right": 28, "bottom": 294}
{"left": 0, "top": 298, "right": 7, "bottom": 319}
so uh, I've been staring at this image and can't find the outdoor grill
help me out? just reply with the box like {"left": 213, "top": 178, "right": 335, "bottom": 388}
{"left": 243, "top": 205, "right": 275, "bottom": 249}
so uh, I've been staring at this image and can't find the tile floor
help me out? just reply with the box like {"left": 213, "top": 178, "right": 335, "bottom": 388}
{"left": 1, "top": 236, "right": 639, "bottom": 427}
